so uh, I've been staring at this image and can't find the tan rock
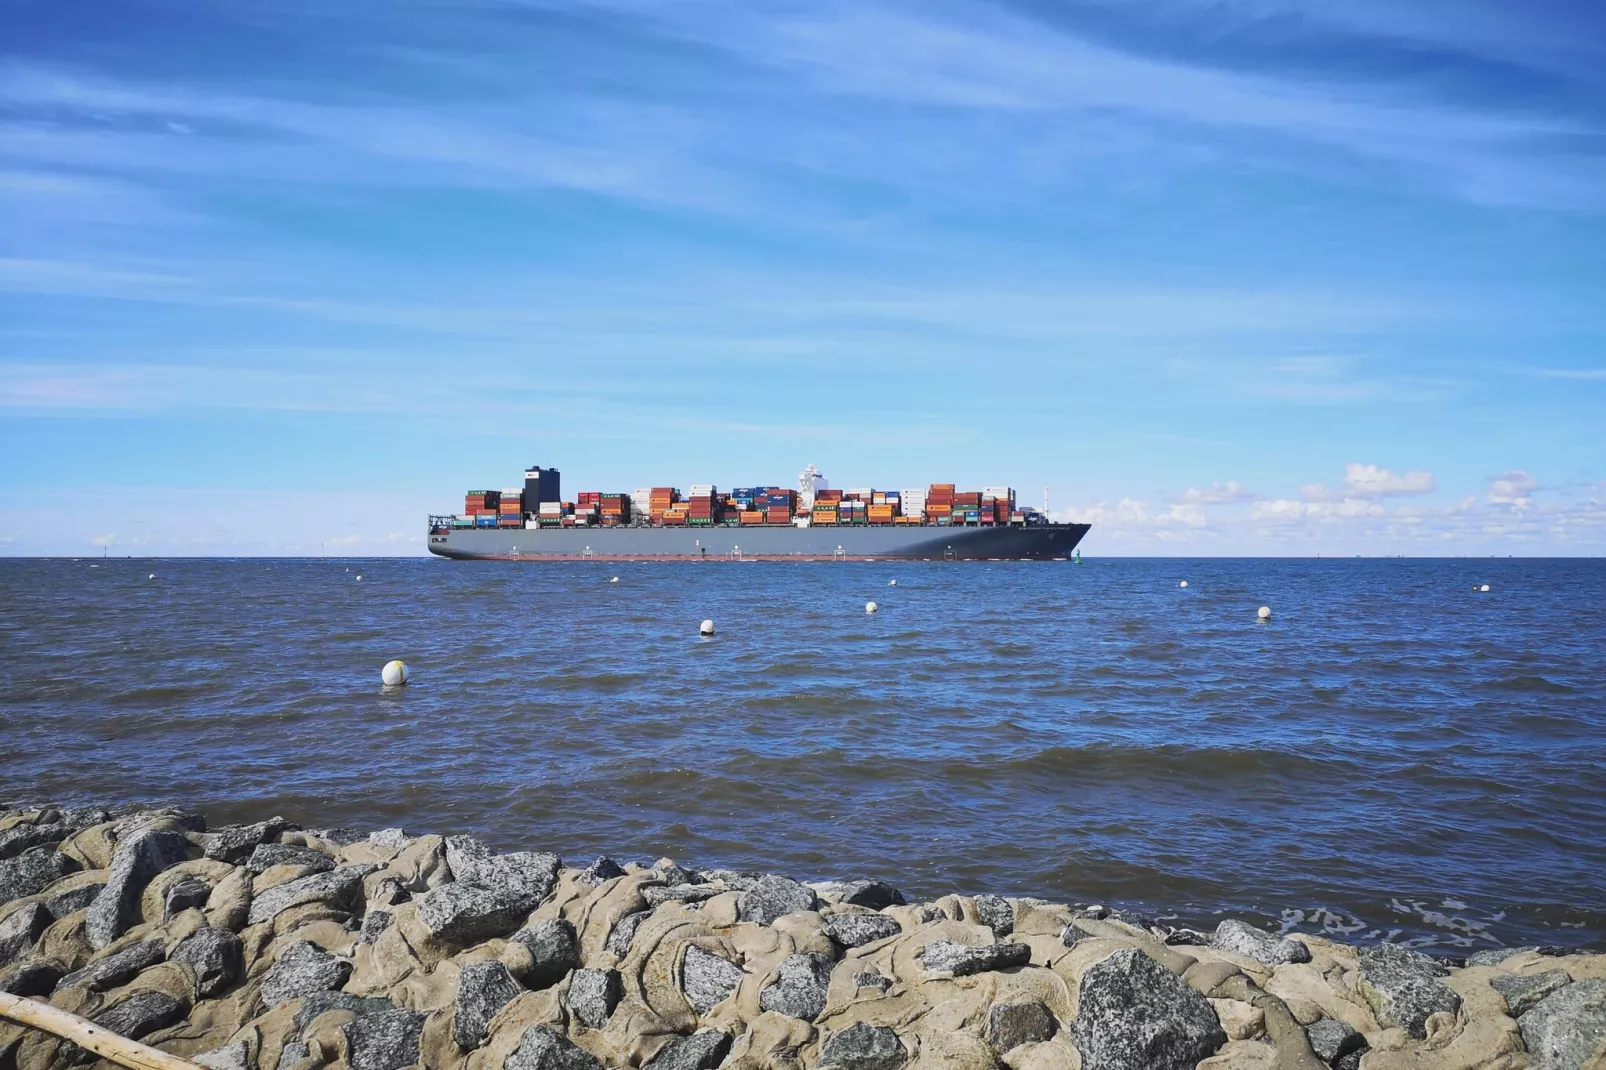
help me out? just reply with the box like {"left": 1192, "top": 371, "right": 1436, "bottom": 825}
{"left": 1210, "top": 997, "right": 1266, "bottom": 1040}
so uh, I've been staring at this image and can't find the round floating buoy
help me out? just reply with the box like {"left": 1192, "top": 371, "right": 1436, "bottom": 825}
{"left": 1179, "top": 580, "right": 1188, "bottom": 588}
{"left": 610, "top": 576, "right": 619, "bottom": 584}
{"left": 1257, "top": 606, "right": 1272, "bottom": 621}
{"left": 381, "top": 660, "right": 409, "bottom": 686}
{"left": 148, "top": 573, "right": 155, "bottom": 580}
{"left": 355, "top": 574, "right": 362, "bottom": 582}
{"left": 699, "top": 619, "right": 715, "bottom": 637}
{"left": 866, "top": 601, "right": 878, "bottom": 614}
{"left": 888, "top": 579, "right": 897, "bottom": 586}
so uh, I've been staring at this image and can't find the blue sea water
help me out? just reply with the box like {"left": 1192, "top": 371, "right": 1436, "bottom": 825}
{"left": 1, "top": 556, "right": 1602, "bottom": 951}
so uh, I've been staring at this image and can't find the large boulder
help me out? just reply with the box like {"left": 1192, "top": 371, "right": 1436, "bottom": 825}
{"left": 442, "top": 835, "right": 560, "bottom": 902}
{"left": 838, "top": 881, "right": 905, "bottom": 910}
{"left": 0, "top": 902, "right": 50, "bottom": 968}
{"left": 0, "top": 846, "right": 77, "bottom": 903}
{"left": 260, "top": 940, "right": 351, "bottom": 1008}
{"left": 293, "top": 991, "right": 396, "bottom": 1033}
{"left": 509, "top": 919, "right": 580, "bottom": 989}
{"left": 989, "top": 1000, "right": 1056, "bottom": 1053}
{"left": 1072, "top": 947, "right": 1226, "bottom": 1070}
{"left": 505, "top": 1025, "right": 602, "bottom": 1070}
{"left": 85, "top": 829, "right": 189, "bottom": 949}
{"left": 163, "top": 876, "right": 212, "bottom": 919}
{"left": 246, "top": 843, "right": 333, "bottom": 875}
{"left": 198, "top": 818, "right": 296, "bottom": 864}
{"left": 975, "top": 895, "right": 1015, "bottom": 937}
{"left": 568, "top": 968, "right": 622, "bottom": 1029}
{"left": 1492, "top": 969, "right": 1573, "bottom": 1018}
{"left": 90, "top": 990, "right": 186, "bottom": 1041}
{"left": 824, "top": 913, "right": 902, "bottom": 949}
{"left": 1305, "top": 1018, "right": 1367, "bottom": 1066}
{"left": 1211, "top": 919, "right": 1311, "bottom": 966}
{"left": 605, "top": 911, "right": 649, "bottom": 957}
{"left": 681, "top": 945, "right": 744, "bottom": 1014}
{"left": 416, "top": 882, "right": 533, "bottom": 946}
{"left": 246, "top": 865, "right": 368, "bottom": 926}
{"left": 0, "top": 962, "right": 63, "bottom": 997}
{"left": 758, "top": 952, "right": 833, "bottom": 1021}
{"left": 644, "top": 1029, "right": 732, "bottom": 1070}
{"left": 919, "top": 940, "right": 1030, "bottom": 977}
{"left": 819, "top": 1023, "right": 906, "bottom": 1070}
{"left": 1518, "top": 978, "right": 1606, "bottom": 1070}
{"left": 171, "top": 927, "right": 244, "bottom": 998}
{"left": 454, "top": 960, "right": 523, "bottom": 1050}
{"left": 1357, "top": 944, "right": 1463, "bottom": 1039}
{"left": 54, "top": 940, "right": 165, "bottom": 992}
{"left": 343, "top": 1007, "right": 425, "bottom": 1070}
{"left": 738, "top": 875, "right": 818, "bottom": 926}
{"left": 577, "top": 856, "right": 625, "bottom": 885}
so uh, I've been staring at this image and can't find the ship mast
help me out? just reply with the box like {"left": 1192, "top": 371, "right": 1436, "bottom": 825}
{"left": 799, "top": 463, "right": 824, "bottom": 512}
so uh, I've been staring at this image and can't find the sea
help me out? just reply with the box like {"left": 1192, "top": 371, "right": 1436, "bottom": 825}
{"left": 2, "top": 556, "right": 1603, "bottom": 953}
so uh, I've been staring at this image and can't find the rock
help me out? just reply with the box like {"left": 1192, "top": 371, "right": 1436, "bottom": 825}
{"left": 89, "top": 990, "right": 185, "bottom": 1042}
{"left": 0, "top": 822, "right": 77, "bottom": 860}
{"left": 819, "top": 1023, "right": 906, "bottom": 1070}
{"left": 605, "top": 910, "right": 649, "bottom": 957}
{"left": 1164, "top": 928, "right": 1212, "bottom": 947}
{"left": 759, "top": 952, "right": 833, "bottom": 1021}
{"left": 275, "top": 1041, "right": 310, "bottom": 1069}
{"left": 681, "top": 944, "right": 744, "bottom": 1014}
{"left": 504, "top": 918, "right": 578, "bottom": 989}
{"left": 417, "top": 882, "right": 532, "bottom": 946}
{"left": 1469, "top": 946, "right": 1540, "bottom": 967}
{"left": 917, "top": 904, "right": 948, "bottom": 923}
{"left": 1072, "top": 946, "right": 1227, "bottom": 1070}
{"left": 247, "top": 843, "right": 334, "bottom": 874}
{"left": 54, "top": 940, "right": 165, "bottom": 992}
{"left": 824, "top": 913, "right": 902, "bottom": 949}
{"left": 644, "top": 1029, "right": 733, "bottom": 1070}
{"left": 0, "top": 962, "right": 63, "bottom": 996}
{"left": 738, "top": 874, "right": 819, "bottom": 927}
{"left": 975, "top": 895, "right": 1015, "bottom": 937}
{"left": 1305, "top": 1018, "right": 1367, "bottom": 1066}
{"left": 195, "top": 1040, "right": 252, "bottom": 1070}
{"left": 454, "top": 960, "right": 523, "bottom": 1049}
{"left": 171, "top": 926, "right": 244, "bottom": 998}
{"left": 1491, "top": 969, "right": 1572, "bottom": 1018}
{"left": 989, "top": 1000, "right": 1056, "bottom": 1053}
{"left": 360, "top": 910, "right": 393, "bottom": 944}
{"left": 704, "top": 870, "right": 763, "bottom": 892}
{"left": 260, "top": 940, "right": 351, "bottom": 1008}
{"left": 295, "top": 992, "right": 396, "bottom": 1036}
{"left": 0, "top": 845, "right": 77, "bottom": 903}
{"left": 199, "top": 818, "right": 295, "bottom": 863}
{"left": 164, "top": 876, "right": 212, "bottom": 918}
{"left": 1061, "top": 923, "right": 1096, "bottom": 947}
{"left": 505, "top": 1025, "right": 602, "bottom": 1070}
{"left": 568, "top": 968, "right": 622, "bottom": 1029}
{"left": 1517, "top": 978, "right": 1606, "bottom": 1070}
{"left": 919, "top": 940, "right": 1031, "bottom": 977}
{"left": 0, "top": 902, "right": 50, "bottom": 967}
{"left": 369, "top": 828, "right": 409, "bottom": 848}
{"left": 853, "top": 971, "right": 892, "bottom": 993}
{"left": 45, "top": 881, "right": 105, "bottom": 919}
{"left": 654, "top": 860, "right": 701, "bottom": 887}
{"left": 308, "top": 827, "right": 367, "bottom": 847}
{"left": 1211, "top": 919, "right": 1311, "bottom": 966}
{"left": 85, "top": 829, "right": 190, "bottom": 949}
{"left": 578, "top": 856, "right": 626, "bottom": 885}
{"left": 443, "top": 835, "right": 561, "bottom": 901}
{"left": 343, "top": 1007, "right": 425, "bottom": 1070}
{"left": 642, "top": 885, "right": 723, "bottom": 906}
{"left": 1357, "top": 943, "right": 1463, "bottom": 1039}
{"left": 1105, "top": 909, "right": 1154, "bottom": 931}
{"left": 839, "top": 881, "right": 905, "bottom": 910}
{"left": 370, "top": 877, "right": 410, "bottom": 906}
{"left": 247, "top": 865, "right": 368, "bottom": 926}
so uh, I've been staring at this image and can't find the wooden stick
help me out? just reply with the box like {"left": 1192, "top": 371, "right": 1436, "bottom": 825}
{"left": 0, "top": 991, "right": 204, "bottom": 1070}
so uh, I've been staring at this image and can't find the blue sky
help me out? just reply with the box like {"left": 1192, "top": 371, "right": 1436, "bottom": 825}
{"left": 2, "top": 0, "right": 1604, "bottom": 555}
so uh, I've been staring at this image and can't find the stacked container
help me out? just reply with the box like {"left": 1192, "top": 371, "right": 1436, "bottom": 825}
{"left": 497, "top": 488, "right": 525, "bottom": 527}
{"left": 868, "top": 501, "right": 895, "bottom": 524}
{"left": 649, "top": 487, "right": 678, "bottom": 522}
{"left": 926, "top": 484, "right": 954, "bottom": 520}
{"left": 538, "top": 501, "right": 564, "bottom": 527}
{"left": 686, "top": 491, "right": 718, "bottom": 526}
{"left": 600, "top": 494, "right": 628, "bottom": 525}
{"left": 464, "top": 490, "right": 499, "bottom": 516}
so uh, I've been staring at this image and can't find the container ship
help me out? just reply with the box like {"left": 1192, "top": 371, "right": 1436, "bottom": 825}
{"left": 427, "top": 465, "right": 1090, "bottom": 561}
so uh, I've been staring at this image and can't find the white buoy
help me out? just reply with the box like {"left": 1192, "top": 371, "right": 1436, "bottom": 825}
{"left": 699, "top": 619, "right": 715, "bottom": 636}
{"left": 381, "top": 660, "right": 409, "bottom": 686}
{"left": 610, "top": 576, "right": 619, "bottom": 584}
{"left": 1179, "top": 580, "right": 1188, "bottom": 588}
{"left": 866, "top": 601, "right": 878, "bottom": 614}
{"left": 1257, "top": 605, "right": 1272, "bottom": 621}
{"left": 355, "top": 574, "right": 362, "bottom": 581}
{"left": 888, "top": 579, "right": 897, "bottom": 586}
{"left": 148, "top": 574, "right": 155, "bottom": 580}
{"left": 1480, "top": 584, "right": 1491, "bottom": 593}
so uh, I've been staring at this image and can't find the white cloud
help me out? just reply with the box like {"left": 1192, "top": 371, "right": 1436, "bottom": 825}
{"left": 1177, "top": 481, "right": 1252, "bottom": 504}
{"left": 1342, "top": 463, "right": 1436, "bottom": 497}
{"left": 1487, "top": 470, "right": 1538, "bottom": 511}
{"left": 91, "top": 533, "right": 116, "bottom": 546}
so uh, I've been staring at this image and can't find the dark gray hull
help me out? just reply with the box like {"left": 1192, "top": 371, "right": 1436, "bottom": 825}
{"left": 427, "top": 523, "right": 1090, "bottom": 561}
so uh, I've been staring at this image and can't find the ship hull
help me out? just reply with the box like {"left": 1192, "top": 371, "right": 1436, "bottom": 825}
{"left": 427, "top": 523, "right": 1090, "bottom": 561}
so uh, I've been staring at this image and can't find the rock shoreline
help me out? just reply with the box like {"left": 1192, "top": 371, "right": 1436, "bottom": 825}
{"left": 1, "top": 805, "right": 1603, "bottom": 1070}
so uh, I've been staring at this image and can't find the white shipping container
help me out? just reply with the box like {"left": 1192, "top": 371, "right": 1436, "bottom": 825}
{"left": 689, "top": 484, "right": 716, "bottom": 495}
{"left": 502, "top": 487, "right": 524, "bottom": 496}
{"left": 525, "top": 520, "right": 540, "bottom": 529}
{"left": 984, "top": 486, "right": 1015, "bottom": 500}
{"left": 847, "top": 487, "right": 873, "bottom": 497}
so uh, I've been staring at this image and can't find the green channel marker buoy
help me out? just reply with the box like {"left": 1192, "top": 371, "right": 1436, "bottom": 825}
{"left": 1073, "top": 549, "right": 1082, "bottom": 564}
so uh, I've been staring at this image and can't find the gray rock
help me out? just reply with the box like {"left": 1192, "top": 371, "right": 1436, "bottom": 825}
{"left": 824, "top": 912, "right": 903, "bottom": 949}
{"left": 0, "top": 845, "right": 77, "bottom": 903}
{"left": 838, "top": 880, "right": 905, "bottom": 910}
{"left": 1072, "top": 946, "right": 1227, "bottom": 1070}
{"left": 55, "top": 940, "right": 165, "bottom": 992}
{"left": 89, "top": 990, "right": 185, "bottom": 1042}
{"left": 644, "top": 1029, "right": 732, "bottom": 1070}
{"left": 0, "top": 902, "right": 50, "bottom": 967}
{"left": 275, "top": 1041, "right": 310, "bottom": 1070}
{"left": 975, "top": 895, "right": 1015, "bottom": 937}
{"left": 508, "top": 918, "right": 580, "bottom": 988}
{"left": 343, "top": 1007, "right": 425, "bottom": 1070}
{"left": 505, "top": 1025, "right": 602, "bottom": 1070}
{"left": 578, "top": 856, "right": 626, "bottom": 885}
{"left": 247, "top": 843, "right": 334, "bottom": 874}
{"left": 853, "top": 971, "right": 892, "bottom": 993}
{"left": 260, "top": 940, "right": 351, "bottom": 1008}
{"left": 85, "top": 829, "right": 189, "bottom": 950}
{"left": 1518, "top": 978, "right": 1606, "bottom": 1070}
{"left": 417, "top": 882, "right": 531, "bottom": 946}
{"left": 654, "top": 860, "right": 701, "bottom": 887}
{"left": 819, "top": 1023, "right": 906, "bottom": 1070}
{"left": 1061, "top": 923, "right": 1096, "bottom": 947}
{"left": 605, "top": 910, "right": 649, "bottom": 957}
{"left": 443, "top": 835, "right": 561, "bottom": 903}
{"left": 360, "top": 910, "right": 393, "bottom": 944}
{"left": 1357, "top": 943, "right": 1463, "bottom": 1039}
{"left": 45, "top": 881, "right": 105, "bottom": 919}
{"left": 1163, "top": 928, "right": 1212, "bottom": 947}
{"left": 917, "top": 904, "right": 949, "bottom": 923}
{"left": 919, "top": 940, "right": 1031, "bottom": 977}
{"left": 199, "top": 818, "right": 295, "bottom": 863}
{"left": 194, "top": 1040, "right": 252, "bottom": 1070}
{"left": 737, "top": 874, "right": 818, "bottom": 926}
{"left": 370, "top": 877, "right": 410, "bottom": 907}
{"left": 454, "top": 960, "right": 523, "bottom": 1049}
{"left": 989, "top": 999, "right": 1056, "bottom": 1053}
{"left": 292, "top": 991, "right": 396, "bottom": 1032}
{"left": 681, "top": 944, "right": 744, "bottom": 1014}
{"left": 246, "top": 865, "right": 369, "bottom": 926}
{"left": 643, "top": 885, "right": 723, "bottom": 907}
{"left": 1105, "top": 909, "right": 1154, "bottom": 932}
{"left": 703, "top": 870, "right": 763, "bottom": 892}
{"left": 164, "top": 876, "right": 212, "bottom": 919}
{"left": 369, "top": 828, "right": 410, "bottom": 848}
{"left": 171, "top": 927, "right": 244, "bottom": 998}
{"left": 1305, "top": 1018, "right": 1366, "bottom": 1065}
{"left": 568, "top": 968, "right": 622, "bottom": 1029}
{"left": 1493, "top": 969, "right": 1573, "bottom": 1019}
{"left": 1469, "top": 946, "right": 1541, "bottom": 967}
{"left": 1, "top": 962, "right": 62, "bottom": 996}
{"left": 1212, "top": 919, "right": 1311, "bottom": 966}
{"left": 758, "top": 952, "right": 832, "bottom": 1021}
{"left": 308, "top": 827, "right": 366, "bottom": 848}
{"left": 0, "top": 822, "right": 76, "bottom": 861}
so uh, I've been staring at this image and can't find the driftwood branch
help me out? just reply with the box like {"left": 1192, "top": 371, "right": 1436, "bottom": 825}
{"left": 0, "top": 991, "right": 204, "bottom": 1070}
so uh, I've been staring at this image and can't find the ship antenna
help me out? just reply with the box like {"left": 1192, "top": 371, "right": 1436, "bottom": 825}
{"left": 1043, "top": 486, "right": 1049, "bottom": 518}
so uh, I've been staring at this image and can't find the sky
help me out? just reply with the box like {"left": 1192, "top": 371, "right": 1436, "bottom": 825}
{"left": 2, "top": 0, "right": 1605, "bottom": 556}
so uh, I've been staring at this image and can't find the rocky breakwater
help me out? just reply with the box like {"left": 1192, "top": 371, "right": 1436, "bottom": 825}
{"left": 2, "top": 807, "right": 1604, "bottom": 1070}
